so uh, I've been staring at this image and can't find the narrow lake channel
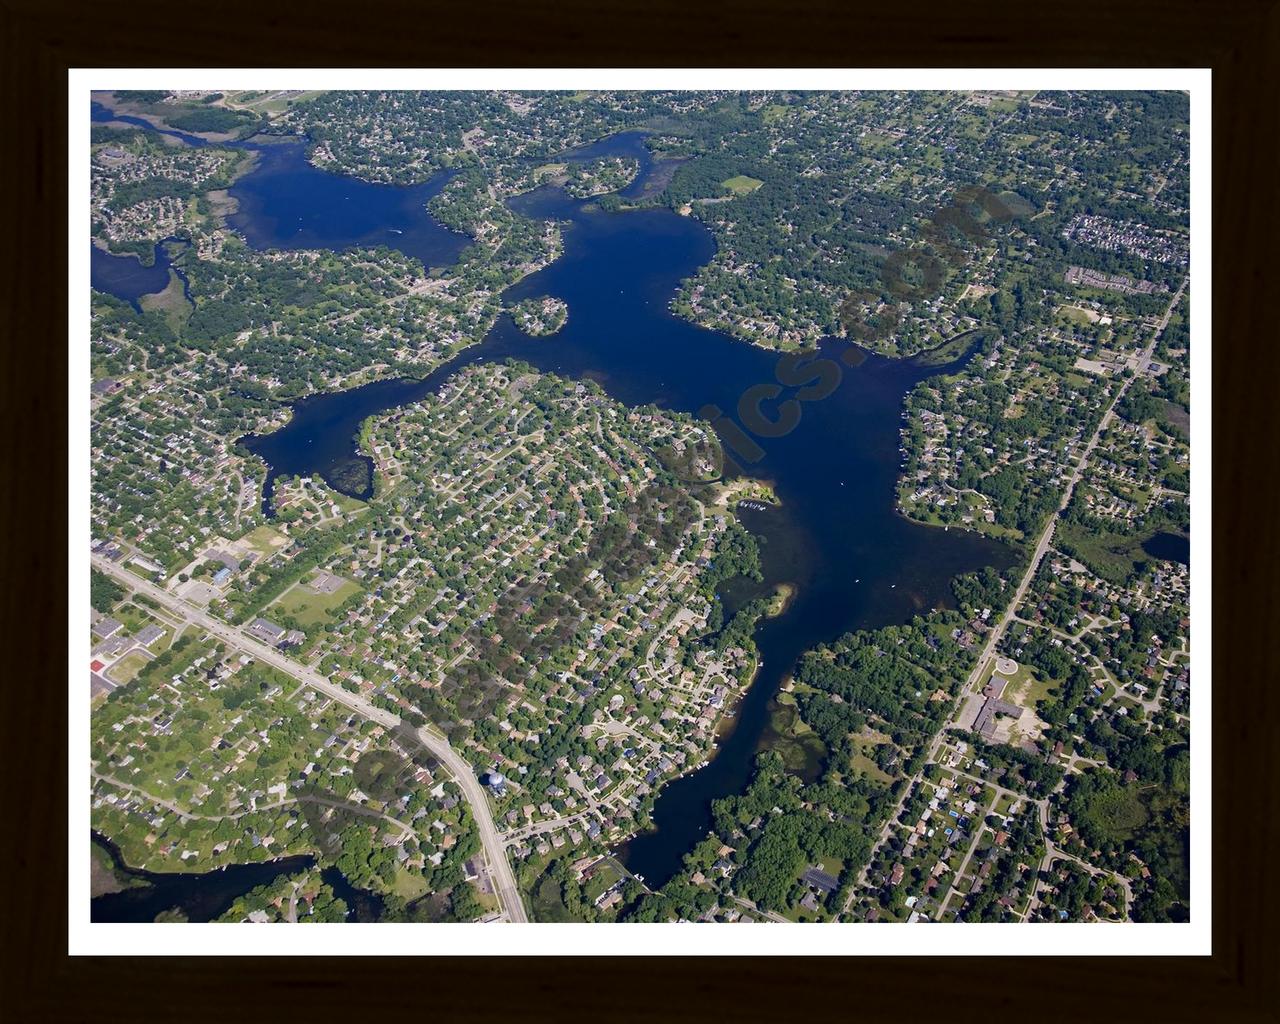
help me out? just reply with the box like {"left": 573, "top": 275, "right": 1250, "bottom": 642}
{"left": 93, "top": 112, "right": 1014, "bottom": 890}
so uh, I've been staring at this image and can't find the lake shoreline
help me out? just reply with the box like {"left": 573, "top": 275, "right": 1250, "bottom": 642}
{"left": 96, "top": 119, "right": 1014, "bottom": 892}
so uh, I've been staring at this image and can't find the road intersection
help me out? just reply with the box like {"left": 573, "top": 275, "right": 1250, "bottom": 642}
{"left": 848, "top": 279, "right": 1185, "bottom": 914}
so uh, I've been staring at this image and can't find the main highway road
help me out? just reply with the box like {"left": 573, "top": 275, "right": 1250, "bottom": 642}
{"left": 848, "top": 278, "right": 1186, "bottom": 905}
{"left": 90, "top": 553, "right": 528, "bottom": 923}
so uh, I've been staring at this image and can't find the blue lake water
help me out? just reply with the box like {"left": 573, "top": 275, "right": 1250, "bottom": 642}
{"left": 237, "top": 142, "right": 1015, "bottom": 887}
{"left": 559, "top": 129, "right": 658, "bottom": 199}
{"left": 90, "top": 101, "right": 468, "bottom": 308}
{"left": 90, "top": 107, "right": 1015, "bottom": 891}
{"left": 90, "top": 236, "right": 194, "bottom": 312}
{"left": 90, "top": 242, "right": 173, "bottom": 308}
{"left": 226, "top": 141, "right": 468, "bottom": 268}
{"left": 1142, "top": 531, "right": 1190, "bottom": 566}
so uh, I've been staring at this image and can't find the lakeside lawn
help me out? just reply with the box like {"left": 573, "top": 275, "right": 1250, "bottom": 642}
{"left": 138, "top": 270, "right": 190, "bottom": 331}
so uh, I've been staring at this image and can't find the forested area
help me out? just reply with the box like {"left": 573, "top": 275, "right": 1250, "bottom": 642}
{"left": 1062, "top": 764, "right": 1189, "bottom": 921}
{"left": 794, "top": 611, "right": 973, "bottom": 754}
{"left": 90, "top": 568, "right": 126, "bottom": 614}
{"left": 618, "top": 752, "right": 889, "bottom": 920}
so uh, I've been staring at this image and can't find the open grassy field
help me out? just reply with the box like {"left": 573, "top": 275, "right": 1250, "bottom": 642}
{"left": 224, "top": 90, "right": 328, "bottom": 114}
{"left": 985, "top": 95, "right": 1025, "bottom": 113}
{"left": 1079, "top": 783, "right": 1150, "bottom": 845}
{"left": 271, "top": 576, "right": 361, "bottom": 629}
{"left": 238, "top": 525, "right": 289, "bottom": 563}
{"left": 139, "top": 270, "right": 190, "bottom": 331}
{"left": 108, "top": 650, "right": 150, "bottom": 684}
{"left": 321, "top": 490, "right": 369, "bottom": 516}
{"left": 1057, "top": 520, "right": 1155, "bottom": 585}
{"left": 721, "top": 175, "right": 764, "bottom": 195}
{"left": 998, "top": 660, "right": 1059, "bottom": 715}
{"left": 391, "top": 865, "right": 429, "bottom": 901}
{"left": 1057, "top": 304, "right": 1101, "bottom": 325}
{"left": 858, "top": 131, "right": 899, "bottom": 151}
{"left": 530, "top": 869, "right": 575, "bottom": 922}
{"left": 848, "top": 729, "right": 893, "bottom": 785}
{"left": 1161, "top": 399, "right": 1191, "bottom": 438}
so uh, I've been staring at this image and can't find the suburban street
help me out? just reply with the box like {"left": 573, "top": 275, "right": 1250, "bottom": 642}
{"left": 90, "top": 553, "right": 529, "bottom": 923}
{"left": 849, "top": 278, "right": 1187, "bottom": 909}
{"left": 953, "top": 276, "right": 1186, "bottom": 729}
{"left": 408, "top": 723, "right": 527, "bottom": 923}
{"left": 63, "top": 85, "right": 1203, "bottom": 953}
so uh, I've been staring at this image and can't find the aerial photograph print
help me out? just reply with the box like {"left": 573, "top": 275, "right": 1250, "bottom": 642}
{"left": 81, "top": 79, "right": 1198, "bottom": 943}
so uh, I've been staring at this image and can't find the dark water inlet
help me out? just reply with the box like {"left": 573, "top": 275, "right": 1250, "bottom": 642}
{"left": 90, "top": 831, "right": 314, "bottom": 923}
{"left": 91, "top": 236, "right": 194, "bottom": 312}
{"left": 91, "top": 832, "right": 386, "bottom": 922}
{"left": 91, "top": 110, "right": 1015, "bottom": 890}
{"left": 1142, "top": 531, "right": 1190, "bottom": 566}
{"left": 233, "top": 136, "right": 1014, "bottom": 887}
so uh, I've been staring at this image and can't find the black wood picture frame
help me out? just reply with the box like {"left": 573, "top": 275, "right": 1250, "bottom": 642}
{"left": 3, "top": 0, "right": 1275, "bottom": 1019}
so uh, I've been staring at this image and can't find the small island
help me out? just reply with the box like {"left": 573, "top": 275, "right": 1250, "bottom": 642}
{"left": 509, "top": 296, "right": 568, "bottom": 337}
{"left": 765, "top": 582, "right": 795, "bottom": 618}
{"left": 563, "top": 156, "right": 640, "bottom": 198}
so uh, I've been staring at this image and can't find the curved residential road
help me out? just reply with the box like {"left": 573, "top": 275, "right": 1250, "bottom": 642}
{"left": 90, "top": 554, "right": 528, "bottom": 923}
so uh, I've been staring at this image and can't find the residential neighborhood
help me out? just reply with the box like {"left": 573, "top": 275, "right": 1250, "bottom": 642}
{"left": 87, "top": 87, "right": 1193, "bottom": 927}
